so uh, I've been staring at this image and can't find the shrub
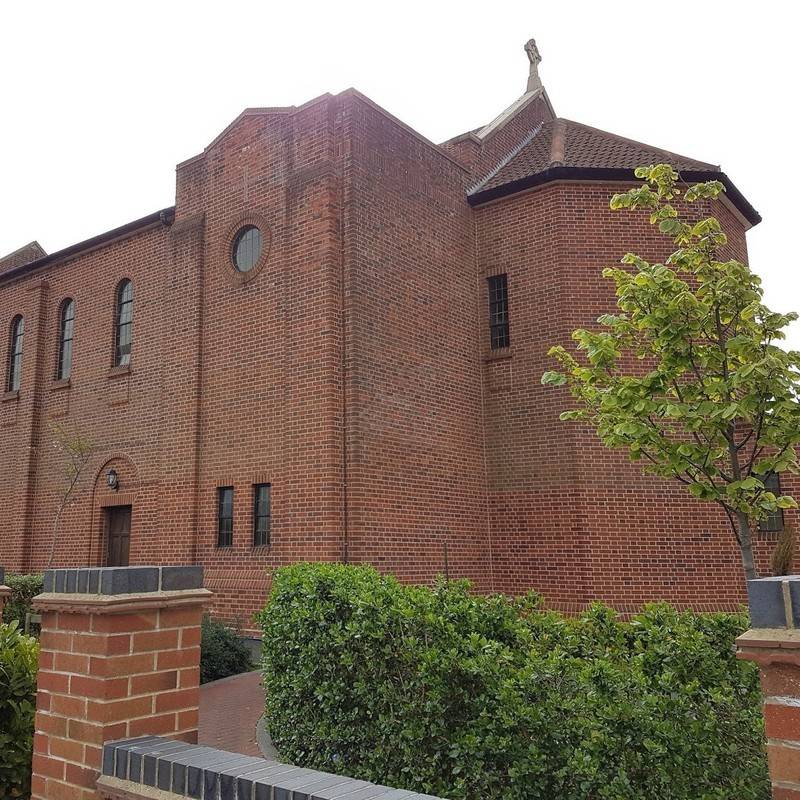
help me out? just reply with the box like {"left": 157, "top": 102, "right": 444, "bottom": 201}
{"left": 0, "top": 621, "right": 39, "bottom": 799}
{"left": 771, "top": 524, "right": 796, "bottom": 575}
{"left": 257, "top": 563, "right": 768, "bottom": 800}
{"left": 1, "top": 573, "right": 44, "bottom": 630}
{"left": 200, "top": 615, "right": 252, "bottom": 684}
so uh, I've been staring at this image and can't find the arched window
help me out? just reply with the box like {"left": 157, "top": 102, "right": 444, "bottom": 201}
{"left": 57, "top": 299, "right": 75, "bottom": 380}
{"left": 7, "top": 315, "right": 24, "bottom": 392}
{"left": 114, "top": 280, "right": 133, "bottom": 366}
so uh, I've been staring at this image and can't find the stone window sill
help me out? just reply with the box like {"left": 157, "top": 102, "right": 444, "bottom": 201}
{"left": 2, "top": 390, "right": 19, "bottom": 403}
{"left": 108, "top": 364, "right": 131, "bottom": 378}
{"left": 50, "top": 378, "right": 71, "bottom": 391}
{"left": 485, "top": 346, "right": 514, "bottom": 363}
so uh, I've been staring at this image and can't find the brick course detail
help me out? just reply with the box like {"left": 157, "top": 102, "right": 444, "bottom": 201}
{"left": 0, "top": 67, "right": 794, "bottom": 628}
{"left": 30, "top": 569, "right": 210, "bottom": 800}
{"left": 738, "top": 576, "right": 800, "bottom": 799}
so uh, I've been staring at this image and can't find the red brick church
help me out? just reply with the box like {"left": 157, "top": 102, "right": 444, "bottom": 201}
{"left": 0, "top": 40, "right": 789, "bottom": 624}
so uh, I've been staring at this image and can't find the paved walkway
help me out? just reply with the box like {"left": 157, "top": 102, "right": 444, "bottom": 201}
{"left": 198, "top": 670, "right": 265, "bottom": 756}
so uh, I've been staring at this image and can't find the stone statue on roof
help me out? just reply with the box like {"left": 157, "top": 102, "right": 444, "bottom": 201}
{"left": 525, "top": 38, "right": 543, "bottom": 94}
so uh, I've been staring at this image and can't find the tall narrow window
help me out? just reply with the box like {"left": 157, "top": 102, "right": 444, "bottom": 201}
{"left": 114, "top": 279, "right": 133, "bottom": 367}
{"left": 759, "top": 473, "right": 785, "bottom": 533}
{"left": 7, "top": 315, "right": 24, "bottom": 392}
{"left": 217, "top": 487, "right": 234, "bottom": 547}
{"left": 253, "top": 484, "right": 271, "bottom": 547}
{"left": 487, "top": 274, "right": 510, "bottom": 349}
{"left": 57, "top": 299, "right": 75, "bottom": 380}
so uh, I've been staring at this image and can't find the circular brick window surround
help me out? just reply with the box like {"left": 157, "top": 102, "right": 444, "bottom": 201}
{"left": 221, "top": 214, "right": 271, "bottom": 285}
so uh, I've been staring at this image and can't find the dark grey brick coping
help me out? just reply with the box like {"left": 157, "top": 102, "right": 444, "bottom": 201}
{"left": 43, "top": 566, "right": 203, "bottom": 596}
{"left": 102, "top": 737, "right": 449, "bottom": 800}
{"left": 747, "top": 575, "right": 800, "bottom": 628}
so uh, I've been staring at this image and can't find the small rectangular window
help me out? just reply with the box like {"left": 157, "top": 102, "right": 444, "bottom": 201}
{"left": 759, "top": 473, "right": 785, "bottom": 533}
{"left": 253, "top": 484, "right": 271, "bottom": 547}
{"left": 487, "top": 274, "right": 510, "bottom": 349}
{"left": 217, "top": 487, "right": 234, "bottom": 547}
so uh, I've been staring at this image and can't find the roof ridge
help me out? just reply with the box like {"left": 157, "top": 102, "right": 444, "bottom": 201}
{"left": 549, "top": 118, "right": 566, "bottom": 167}
{"left": 468, "top": 121, "right": 547, "bottom": 195}
{"left": 0, "top": 240, "right": 46, "bottom": 265}
{"left": 559, "top": 117, "right": 719, "bottom": 171}
{"left": 474, "top": 88, "right": 556, "bottom": 143}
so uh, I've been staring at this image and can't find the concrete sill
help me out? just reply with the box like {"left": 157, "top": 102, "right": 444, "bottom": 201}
{"left": 1, "top": 390, "right": 19, "bottom": 402}
{"left": 485, "top": 347, "right": 514, "bottom": 363}
{"left": 108, "top": 364, "right": 132, "bottom": 378}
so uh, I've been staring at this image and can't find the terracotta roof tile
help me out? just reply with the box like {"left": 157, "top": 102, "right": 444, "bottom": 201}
{"left": 473, "top": 118, "right": 718, "bottom": 194}
{"left": 0, "top": 241, "right": 46, "bottom": 275}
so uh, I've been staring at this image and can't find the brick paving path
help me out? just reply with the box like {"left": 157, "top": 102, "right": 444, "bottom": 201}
{"left": 198, "top": 670, "right": 265, "bottom": 756}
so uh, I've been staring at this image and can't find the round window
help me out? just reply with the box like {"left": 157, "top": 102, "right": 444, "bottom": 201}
{"left": 232, "top": 226, "right": 263, "bottom": 272}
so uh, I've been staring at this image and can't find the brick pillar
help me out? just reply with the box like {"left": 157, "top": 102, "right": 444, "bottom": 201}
{"left": 0, "top": 566, "right": 10, "bottom": 615}
{"left": 737, "top": 575, "right": 800, "bottom": 799}
{"left": 31, "top": 566, "right": 211, "bottom": 800}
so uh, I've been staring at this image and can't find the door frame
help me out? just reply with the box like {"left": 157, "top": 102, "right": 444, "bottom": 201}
{"left": 103, "top": 505, "right": 132, "bottom": 567}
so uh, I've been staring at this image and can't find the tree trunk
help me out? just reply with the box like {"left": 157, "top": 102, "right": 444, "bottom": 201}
{"left": 47, "top": 504, "right": 64, "bottom": 570}
{"left": 735, "top": 511, "right": 759, "bottom": 581}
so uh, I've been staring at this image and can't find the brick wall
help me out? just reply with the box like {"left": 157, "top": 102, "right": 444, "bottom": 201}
{"left": 738, "top": 576, "right": 800, "bottom": 798}
{"left": 31, "top": 567, "right": 208, "bottom": 800}
{"left": 176, "top": 98, "right": 347, "bottom": 624}
{"left": 340, "top": 92, "right": 492, "bottom": 589}
{"left": 0, "top": 86, "right": 790, "bottom": 625}
{"left": 0, "top": 221, "right": 173, "bottom": 576}
{"left": 476, "top": 181, "right": 797, "bottom": 609}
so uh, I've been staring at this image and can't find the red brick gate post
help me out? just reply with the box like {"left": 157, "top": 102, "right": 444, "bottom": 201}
{"left": 30, "top": 566, "right": 211, "bottom": 800}
{"left": 737, "top": 576, "right": 800, "bottom": 799}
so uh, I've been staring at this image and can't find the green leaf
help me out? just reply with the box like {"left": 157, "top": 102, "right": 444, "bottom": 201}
{"left": 776, "top": 495, "right": 799, "bottom": 509}
{"left": 541, "top": 371, "right": 567, "bottom": 386}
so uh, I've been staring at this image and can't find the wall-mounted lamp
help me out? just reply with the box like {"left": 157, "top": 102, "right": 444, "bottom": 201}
{"left": 106, "top": 469, "right": 119, "bottom": 491}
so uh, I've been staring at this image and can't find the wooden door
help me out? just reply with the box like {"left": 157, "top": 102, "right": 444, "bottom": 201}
{"left": 105, "top": 506, "right": 131, "bottom": 567}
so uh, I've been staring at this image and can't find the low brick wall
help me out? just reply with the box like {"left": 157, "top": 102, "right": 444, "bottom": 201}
{"left": 738, "top": 575, "right": 800, "bottom": 798}
{"left": 31, "top": 566, "right": 211, "bottom": 800}
{"left": 98, "top": 737, "right": 445, "bottom": 800}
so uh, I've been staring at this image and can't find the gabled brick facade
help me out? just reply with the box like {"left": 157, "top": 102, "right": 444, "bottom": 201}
{"left": 1, "top": 51, "right": 793, "bottom": 628}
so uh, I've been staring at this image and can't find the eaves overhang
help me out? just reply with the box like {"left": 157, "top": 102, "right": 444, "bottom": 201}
{"left": 467, "top": 166, "right": 761, "bottom": 227}
{"left": 0, "top": 207, "right": 176, "bottom": 285}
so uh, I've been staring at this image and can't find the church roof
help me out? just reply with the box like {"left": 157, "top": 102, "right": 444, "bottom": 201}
{"left": 0, "top": 241, "right": 46, "bottom": 275}
{"left": 474, "top": 118, "right": 716, "bottom": 192}
{"left": 467, "top": 117, "right": 760, "bottom": 225}
{"left": 0, "top": 209, "right": 174, "bottom": 285}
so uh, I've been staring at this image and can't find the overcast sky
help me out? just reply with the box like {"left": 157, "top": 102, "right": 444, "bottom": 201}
{"left": 2, "top": 1, "right": 798, "bottom": 348}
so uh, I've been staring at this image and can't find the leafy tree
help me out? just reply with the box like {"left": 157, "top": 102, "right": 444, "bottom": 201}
{"left": 542, "top": 164, "right": 800, "bottom": 580}
{"left": 47, "top": 422, "right": 92, "bottom": 569}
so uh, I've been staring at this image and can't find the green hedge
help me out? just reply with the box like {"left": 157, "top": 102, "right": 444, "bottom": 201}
{"left": 0, "top": 621, "right": 39, "bottom": 799}
{"left": 1, "top": 573, "right": 43, "bottom": 629}
{"left": 257, "top": 563, "right": 768, "bottom": 800}
{"left": 200, "top": 615, "right": 253, "bottom": 684}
